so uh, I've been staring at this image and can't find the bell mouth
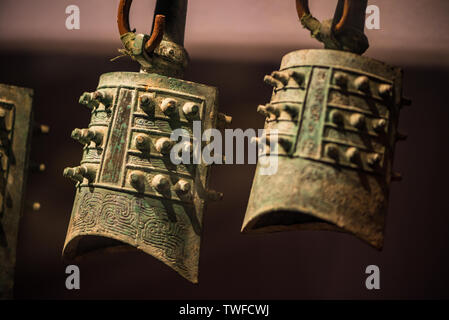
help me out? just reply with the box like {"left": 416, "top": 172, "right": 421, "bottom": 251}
{"left": 62, "top": 234, "right": 137, "bottom": 262}
{"left": 62, "top": 233, "right": 200, "bottom": 284}
{"left": 241, "top": 209, "right": 346, "bottom": 234}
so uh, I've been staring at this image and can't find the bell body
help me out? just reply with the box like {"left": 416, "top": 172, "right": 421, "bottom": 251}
{"left": 63, "top": 72, "right": 219, "bottom": 283}
{"left": 0, "top": 84, "right": 34, "bottom": 298}
{"left": 242, "top": 49, "right": 405, "bottom": 249}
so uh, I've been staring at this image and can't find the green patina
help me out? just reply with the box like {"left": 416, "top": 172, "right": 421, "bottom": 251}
{"left": 242, "top": 49, "right": 406, "bottom": 250}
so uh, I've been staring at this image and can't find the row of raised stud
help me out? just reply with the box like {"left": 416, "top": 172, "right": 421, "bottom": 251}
{"left": 334, "top": 74, "right": 393, "bottom": 99}
{"left": 63, "top": 164, "right": 97, "bottom": 183}
{"left": 134, "top": 134, "right": 192, "bottom": 156}
{"left": 330, "top": 109, "right": 386, "bottom": 132}
{"left": 71, "top": 128, "right": 104, "bottom": 146}
{"left": 251, "top": 135, "right": 293, "bottom": 154}
{"left": 325, "top": 143, "right": 402, "bottom": 181}
{"left": 325, "top": 143, "right": 382, "bottom": 167}
{"left": 264, "top": 70, "right": 305, "bottom": 89}
{"left": 329, "top": 109, "right": 407, "bottom": 140}
{"left": 79, "top": 91, "right": 113, "bottom": 110}
{"left": 129, "top": 172, "right": 191, "bottom": 196}
{"left": 257, "top": 103, "right": 300, "bottom": 121}
{"left": 140, "top": 94, "right": 200, "bottom": 120}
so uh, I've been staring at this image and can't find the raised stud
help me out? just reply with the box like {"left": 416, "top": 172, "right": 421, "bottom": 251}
{"left": 63, "top": 167, "right": 84, "bottom": 183}
{"left": 205, "top": 189, "right": 224, "bottom": 201}
{"left": 354, "top": 76, "right": 370, "bottom": 92}
{"left": 349, "top": 113, "right": 365, "bottom": 129}
{"left": 155, "top": 137, "right": 173, "bottom": 155}
{"left": 183, "top": 102, "right": 200, "bottom": 118}
{"left": 330, "top": 110, "right": 344, "bottom": 125}
{"left": 217, "top": 113, "right": 232, "bottom": 129}
{"left": 251, "top": 135, "right": 271, "bottom": 146}
{"left": 76, "top": 165, "right": 97, "bottom": 182}
{"left": 151, "top": 174, "right": 170, "bottom": 193}
{"left": 178, "top": 141, "right": 193, "bottom": 157}
{"left": 174, "top": 180, "right": 191, "bottom": 194}
{"left": 250, "top": 137, "right": 260, "bottom": 145}
{"left": 130, "top": 171, "right": 145, "bottom": 191}
{"left": 71, "top": 128, "right": 84, "bottom": 144}
{"left": 288, "top": 71, "right": 305, "bottom": 85}
{"left": 78, "top": 92, "right": 98, "bottom": 109}
{"left": 271, "top": 71, "right": 290, "bottom": 86}
{"left": 278, "top": 137, "right": 293, "bottom": 153}
{"left": 334, "top": 73, "right": 348, "bottom": 87}
{"left": 135, "top": 134, "right": 151, "bottom": 151}
{"left": 265, "top": 104, "right": 280, "bottom": 119}
{"left": 325, "top": 143, "right": 339, "bottom": 160}
{"left": 264, "top": 75, "right": 283, "bottom": 89}
{"left": 257, "top": 105, "right": 269, "bottom": 117}
{"left": 367, "top": 153, "right": 382, "bottom": 167}
{"left": 378, "top": 84, "right": 393, "bottom": 98}
{"left": 282, "top": 104, "right": 300, "bottom": 119}
{"left": 139, "top": 93, "right": 156, "bottom": 113}
{"left": 71, "top": 128, "right": 103, "bottom": 145}
{"left": 93, "top": 91, "right": 112, "bottom": 108}
{"left": 346, "top": 147, "right": 360, "bottom": 163}
{"left": 160, "top": 98, "right": 177, "bottom": 116}
{"left": 373, "top": 119, "right": 387, "bottom": 132}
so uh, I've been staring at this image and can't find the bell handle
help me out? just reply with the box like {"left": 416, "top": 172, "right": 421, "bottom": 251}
{"left": 117, "top": 0, "right": 166, "bottom": 54}
{"left": 295, "top": 0, "right": 352, "bottom": 34}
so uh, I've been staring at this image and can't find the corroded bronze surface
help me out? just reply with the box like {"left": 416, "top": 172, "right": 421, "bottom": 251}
{"left": 0, "top": 84, "right": 34, "bottom": 299}
{"left": 242, "top": 49, "right": 406, "bottom": 249}
{"left": 63, "top": 72, "right": 221, "bottom": 283}
{"left": 63, "top": 0, "right": 229, "bottom": 284}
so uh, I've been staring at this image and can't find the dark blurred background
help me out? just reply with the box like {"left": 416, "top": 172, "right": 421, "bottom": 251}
{"left": 0, "top": 0, "right": 448, "bottom": 299}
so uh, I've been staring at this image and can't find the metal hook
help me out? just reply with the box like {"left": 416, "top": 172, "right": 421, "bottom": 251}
{"left": 295, "top": 0, "right": 369, "bottom": 54}
{"left": 117, "top": 0, "right": 165, "bottom": 54}
{"left": 296, "top": 0, "right": 352, "bottom": 34}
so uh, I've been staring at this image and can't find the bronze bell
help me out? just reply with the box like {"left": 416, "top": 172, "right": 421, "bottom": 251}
{"left": 242, "top": 0, "right": 410, "bottom": 249}
{"left": 62, "top": 0, "right": 230, "bottom": 283}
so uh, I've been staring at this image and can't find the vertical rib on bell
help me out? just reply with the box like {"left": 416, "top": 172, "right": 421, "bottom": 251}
{"left": 242, "top": 49, "right": 405, "bottom": 249}
{"left": 63, "top": 72, "right": 220, "bottom": 283}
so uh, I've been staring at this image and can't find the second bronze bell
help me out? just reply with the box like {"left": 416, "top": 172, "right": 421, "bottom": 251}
{"left": 241, "top": 0, "right": 409, "bottom": 249}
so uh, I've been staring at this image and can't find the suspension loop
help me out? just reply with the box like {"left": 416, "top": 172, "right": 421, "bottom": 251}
{"left": 295, "top": 0, "right": 369, "bottom": 55}
{"left": 296, "top": 0, "right": 352, "bottom": 34}
{"left": 117, "top": 0, "right": 165, "bottom": 55}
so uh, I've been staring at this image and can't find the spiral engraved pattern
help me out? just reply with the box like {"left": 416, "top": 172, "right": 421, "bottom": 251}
{"left": 134, "top": 198, "right": 187, "bottom": 270}
{"left": 72, "top": 191, "right": 103, "bottom": 233}
{"left": 100, "top": 194, "right": 137, "bottom": 238}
